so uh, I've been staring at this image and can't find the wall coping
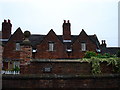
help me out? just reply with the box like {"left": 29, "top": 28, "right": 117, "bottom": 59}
{"left": 31, "top": 59, "right": 88, "bottom": 63}
{"left": 2, "top": 74, "right": 120, "bottom": 80}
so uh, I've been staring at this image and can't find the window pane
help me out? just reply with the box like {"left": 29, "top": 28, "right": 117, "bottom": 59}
{"left": 81, "top": 43, "right": 86, "bottom": 51}
{"left": 16, "top": 43, "right": 20, "bottom": 50}
{"left": 49, "top": 43, "right": 54, "bottom": 51}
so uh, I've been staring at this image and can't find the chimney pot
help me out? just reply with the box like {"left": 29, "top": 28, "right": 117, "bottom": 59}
{"left": 8, "top": 19, "right": 11, "bottom": 23}
{"left": 103, "top": 40, "right": 106, "bottom": 44}
{"left": 64, "top": 20, "right": 66, "bottom": 23}
{"left": 102, "top": 40, "right": 104, "bottom": 44}
{"left": 67, "top": 20, "right": 70, "bottom": 23}
{"left": 4, "top": 19, "right": 7, "bottom": 23}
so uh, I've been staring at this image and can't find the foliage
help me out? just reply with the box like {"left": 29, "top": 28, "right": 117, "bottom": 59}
{"left": 91, "top": 57, "right": 101, "bottom": 74}
{"left": 82, "top": 51, "right": 120, "bottom": 74}
{"left": 114, "top": 58, "right": 120, "bottom": 73}
{"left": 117, "top": 50, "right": 120, "bottom": 57}
{"left": 12, "top": 66, "right": 20, "bottom": 71}
{"left": 84, "top": 51, "right": 96, "bottom": 58}
{"left": 84, "top": 51, "right": 117, "bottom": 59}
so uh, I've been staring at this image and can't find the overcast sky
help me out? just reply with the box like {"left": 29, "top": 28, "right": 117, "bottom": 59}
{"left": 0, "top": 0, "right": 119, "bottom": 47}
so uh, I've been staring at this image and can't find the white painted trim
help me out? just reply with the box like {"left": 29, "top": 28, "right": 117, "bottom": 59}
{"left": 63, "top": 40, "right": 71, "bottom": 42}
{"left": 0, "top": 39, "right": 9, "bottom": 41}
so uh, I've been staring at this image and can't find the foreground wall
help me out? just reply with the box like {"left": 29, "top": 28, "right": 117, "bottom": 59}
{"left": 2, "top": 74, "right": 120, "bottom": 89}
{"left": 20, "top": 60, "right": 114, "bottom": 74}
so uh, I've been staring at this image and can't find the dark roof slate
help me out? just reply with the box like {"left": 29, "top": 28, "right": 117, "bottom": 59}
{"left": 105, "top": 47, "right": 120, "bottom": 55}
{"left": 29, "top": 34, "right": 45, "bottom": 49}
{"left": 89, "top": 35, "right": 100, "bottom": 48}
{"left": 29, "top": 34, "right": 99, "bottom": 49}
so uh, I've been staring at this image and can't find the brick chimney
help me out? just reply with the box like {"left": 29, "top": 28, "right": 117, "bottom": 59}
{"left": 62, "top": 20, "right": 71, "bottom": 41}
{"left": 101, "top": 40, "right": 107, "bottom": 48}
{"left": 2, "top": 19, "right": 12, "bottom": 39}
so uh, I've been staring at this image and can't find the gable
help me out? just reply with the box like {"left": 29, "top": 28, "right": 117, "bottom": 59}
{"left": 3, "top": 28, "right": 24, "bottom": 59}
{"left": 7, "top": 27, "right": 24, "bottom": 43}
{"left": 35, "top": 29, "right": 67, "bottom": 59}
{"left": 72, "top": 29, "right": 98, "bottom": 53}
{"left": 38, "top": 29, "right": 63, "bottom": 45}
{"left": 73, "top": 29, "right": 97, "bottom": 46}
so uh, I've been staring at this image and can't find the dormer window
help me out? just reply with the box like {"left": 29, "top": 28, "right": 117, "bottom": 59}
{"left": 48, "top": 42, "right": 54, "bottom": 51}
{"left": 16, "top": 43, "right": 20, "bottom": 50}
{"left": 81, "top": 43, "right": 86, "bottom": 51}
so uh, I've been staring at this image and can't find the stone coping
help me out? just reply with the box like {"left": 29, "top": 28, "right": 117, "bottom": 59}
{"left": 2, "top": 74, "right": 120, "bottom": 80}
{"left": 31, "top": 59, "right": 88, "bottom": 63}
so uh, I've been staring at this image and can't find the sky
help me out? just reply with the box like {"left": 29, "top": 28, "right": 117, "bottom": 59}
{"left": 0, "top": 0, "right": 119, "bottom": 47}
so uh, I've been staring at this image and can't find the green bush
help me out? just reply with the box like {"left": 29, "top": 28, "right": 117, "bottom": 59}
{"left": 84, "top": 51, "right": 96, "bottom": 58}
{"left": 12, "top": 66, "right": 20, "bottom": 71}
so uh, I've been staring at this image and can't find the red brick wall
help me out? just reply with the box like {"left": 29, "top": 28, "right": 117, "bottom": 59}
{"left": 20, "top": 61, "right": 91, "bottom": 75}
{"left": 2, "top": 74, "right": 120, "bottom": 88}
{"left": 20, "top": 61, "right": 115, "bottom": 75}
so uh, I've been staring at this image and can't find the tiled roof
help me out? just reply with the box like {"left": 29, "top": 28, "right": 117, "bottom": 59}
{"left": 89, "top": 35, "right": 100, "bottom": 48}
{"left": 102, "top": 47, "right": 120, "bottom": 55}
{"left": 29, "top": 34, "right": 45, "bottom": 49}
{"left": 29, "top": 34, "right": 100, "bottom": 49}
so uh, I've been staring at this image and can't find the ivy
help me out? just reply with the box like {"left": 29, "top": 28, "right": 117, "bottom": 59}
{"left": 81, "top": 57, "right": 120, "bottom": 74}
{"left": 91, "top": 57, "right": 101, "bottom": 75}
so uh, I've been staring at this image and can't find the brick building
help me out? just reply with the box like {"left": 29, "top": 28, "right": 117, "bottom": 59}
{"left": 0, "top": 19, "right": 119, "bottom": 70}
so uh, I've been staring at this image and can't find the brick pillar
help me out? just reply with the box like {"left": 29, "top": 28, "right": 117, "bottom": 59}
{"left": 20, "top": 31, "right": 32, "bottom": 74}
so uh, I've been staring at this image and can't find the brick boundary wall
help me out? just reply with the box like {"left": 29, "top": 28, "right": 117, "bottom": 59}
{"left": 20, "top": 60, "right": 115, "bottom": 74}
{"left": 2, "top": 74, "right": 120, "bottom": 89}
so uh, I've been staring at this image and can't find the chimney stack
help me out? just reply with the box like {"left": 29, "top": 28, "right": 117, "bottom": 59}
{"left": 101, "top": 40, "right": 107, "bottom": 48}
{"left": 62, "top": 20, "right": 71, "bottom": 40}
{"left": 2, "top": 19, "right": 12, "bottom": 39}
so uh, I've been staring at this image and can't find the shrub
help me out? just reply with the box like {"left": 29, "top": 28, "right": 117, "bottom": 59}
{"left": 12, "top": 66, "right": 20, "bottom": 71}
{"left": 84, "top": 51, "right": 96, "bottom": 58}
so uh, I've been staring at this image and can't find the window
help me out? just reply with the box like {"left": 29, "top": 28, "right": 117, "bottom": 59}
{"left": 48, "top": 42, "right": 54, "bottom": 51}
{"left": 81, "top": 43, "right": 86, "bottom": 51}
{"left": 16, "top": 43, "right": 20, "bottom": 50}
{"left": 43, "top": 67, "right": 52, "bottom": 73}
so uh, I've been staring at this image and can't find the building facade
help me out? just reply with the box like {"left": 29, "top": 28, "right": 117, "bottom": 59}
{"left": 0, "top": 19, "right": 119, "bottom": 70}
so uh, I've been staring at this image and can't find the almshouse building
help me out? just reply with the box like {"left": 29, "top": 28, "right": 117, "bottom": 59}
{"left": 0, "top": 19, "right": 119, "bottom": 70}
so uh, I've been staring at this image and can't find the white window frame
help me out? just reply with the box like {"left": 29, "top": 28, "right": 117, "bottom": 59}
{"left": 16, "top": 43, "right": 20, "bottom": 51}
{"left": 48, "top": 42, "right": 54, "bottom": 51}
{"left": 81, "top": 43, "right": 86, "bottom": 51}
